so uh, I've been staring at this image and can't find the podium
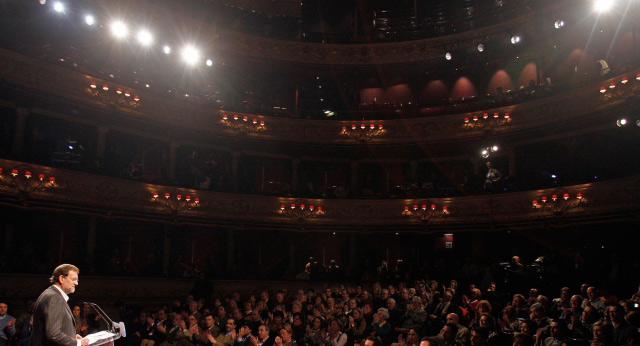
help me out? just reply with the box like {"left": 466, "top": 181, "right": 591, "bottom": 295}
{"left": 84, "top": 303, "right": 126, "bottom": 346}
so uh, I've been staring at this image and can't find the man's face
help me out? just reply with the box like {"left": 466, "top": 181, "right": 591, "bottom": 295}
{"left": 386, "top": 299, "right": 395, "bottom": 310}
{"left": 570, "top": 296, "right": 581, "bottom": 308}
{"left": 0, "top": 303, "right": 7, "bottom": 315}
{"left": 408, "top": 329, "right": 419, "bottom": 344}
{"left": 226, "top": 320, "right": 236, "bottom": 332}
{"left": 442, "top": 326, "right": 455, "bottom": 340}
{"left": 609, "top": 306, "right": 623, "bottom": 323}
{"left": 174, "top": 315, "right": 183, "bottom": 325}
{"left": 188, "top": 316, "right": 198, "bottom": 326}
{"left": 446, "top": 314, "right": 457, "bottom": 325}
{"left": 205, "top": 316, "right": 215, "bottom": 328}
{"left": 549, "top": 322, "right": 561, "bottom": 338}
{"left": 587, "top": 288, "right": 597, "bottom": 300}
{"left": 381, "top": 290, "right": 389, "bottom": 299}
{"left": 401, "top": 290, "right": 409, "bottom": 300}
{"left": 239, "top": 326, "right": 250, "bottom": 337}
{"left": 190, "top": 302, "right": 198, "bottom": 312}
{"left": 60, "top": 270, "right": 79, "bottom": 294}
{"left": 364, "top": 340, "right": 375, "bottom": 346}
{"left": 258, "top": 326, "right": 269, "bottom": 339}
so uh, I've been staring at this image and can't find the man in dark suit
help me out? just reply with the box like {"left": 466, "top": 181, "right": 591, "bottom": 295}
{"left": 32, "top": 264, "right": 89, "bottom": 346}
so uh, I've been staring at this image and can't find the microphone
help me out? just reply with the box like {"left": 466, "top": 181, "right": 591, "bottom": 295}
{"left": 83, "top": 302, "right": 123, "bottom": 336}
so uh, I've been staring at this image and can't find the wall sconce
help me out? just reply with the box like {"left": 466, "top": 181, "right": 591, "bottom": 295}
{"left": 278, "top": 202, "right": 325, "bottom": 221}
{"left": 464, "top": 112, "right": 511, "bottom": 131}
{"left": 0, "top": 167, "right": 56, "bottom": 200}
{"left": 341, "top": 123, "right": 386, "bottom": 142}
{"left": 532, "top": 191, "right": 585, "bottom": 215}
{"left": 88, "top": 81, "right": 141, "bottom": 108}
{"left": 152, "top": 191, "right": 200, "bottom": 215}
{"left": 599, "top": 75, "right": 640, "bottom": 100}
{"left": 221, "top": 113, "right": 266, "bottom": 134}
{"left": 402, "top": 201, "right": 450, "bottom": 222}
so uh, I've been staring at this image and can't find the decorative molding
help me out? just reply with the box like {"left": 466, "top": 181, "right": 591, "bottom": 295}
{"left": 1, "top": 159, "right": 639, "bottom": 231}
{"left": 0, "top": 49, "right": 638, "bottom": 147}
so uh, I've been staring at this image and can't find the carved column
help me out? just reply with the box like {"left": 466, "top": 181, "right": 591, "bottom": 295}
{"left": 508, "top": 147, "right": 516, "bottom": 177}
{"left": 291, "top": 158, "right": 300, "bottom": 193}
{"left": 4, "top": 225, "right": 14, "bottom": 257}
{"left": 96, "top": 126, "right": 109, "bottom": 163}
{"left": 86, "top": 216, "right": 97, "bottom": 271}
{"left": 163, "top": 225, "right": 171, "bottom": 276}
{"left": 168, "top": 141, "right": 180, "bottom": 181}
{"left": 289, "top": 234, "right": 296, "bottom": 273}
{"left": 231, "top": 151, "right": 240, "bottom": 192}
{"left": 350, "top": 161, "right": 358, "bottom": 194}
{"left": 227, "top": 229, "right": 235, "bottom": 271}
{"left": 410, "top": 161, "right": 419, "bottom": 181}
{"left": 12, "top": 107, "right": 29, "bottom": 157}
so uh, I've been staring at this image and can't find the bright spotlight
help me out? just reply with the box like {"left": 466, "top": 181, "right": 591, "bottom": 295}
{"left": 491, "top": 145, "right": 499, "bottom": 152}
{"left": 39, "top": 0, "right": 46, "bottom": 4}
{"left": 617, "top": 118, "right": 627, "bottom": 127}
{"left": 554, "top": 20, "right": 564, "bottom": 29}
{"left": 181, "top": 45, "right": 200, "bottom": 65}
{"left": 481, "top": 149, "right": 489, "bottom": 158}
{"left": 53, "top": 2, "right": 64, "bottom": 13}
{"left": 136, "top": 30, "right": 154, "bottom": 46}
{"left": 445, "top": 52, "right": 452, "bottom": 60}
{"left": 206, "top": 59, "right": 213, "bottom": 67}
{"left": 594, "top": 0, "right": 613, "bottom": 13}
{"left": 510, "top": 35, "right": 521, "bottom": 44}
{"left": 110, "top": 21, "right": 128, "bottom": 39}
{"left": 85, "top": 15, "right": 95, "bottom": 26}
{"left": 477, "top": 44, "right": 484, "bottom": 52}
{"left": 163, "top": 45, "right": 171, "bottom": 54}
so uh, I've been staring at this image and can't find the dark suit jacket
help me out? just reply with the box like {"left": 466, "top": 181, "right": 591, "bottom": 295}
{"left": 32, "top": 286, "right": 77, "bottom": 346}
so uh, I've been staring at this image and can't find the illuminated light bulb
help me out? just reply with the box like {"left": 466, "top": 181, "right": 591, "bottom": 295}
{"left": 85, "top": 15, "right": 95, "bottom": 26}
{"left": 181, "top": 45, "right": 201, "bottom": 65}
{"left": 110, "top": 21, "right": 128, "bottom": 39}
{"left": 163, "top": 46, "right": 171, "bottom": 54}
{"left": 136, "top": 29, "right": 154, "bottom": 46}
{"left": 53, "top": 2, "right": 64, "bottom": 13}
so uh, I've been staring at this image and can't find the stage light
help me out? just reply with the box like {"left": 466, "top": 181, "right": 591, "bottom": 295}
{"left": 110, "top": 21, "right": 128, "bottom": 39}
{"left": 163, "top": 45, "right": 171, "bottom": 54}
{"left": 206, "top": 59, "right": 213, "bottom": 66}
{"left": 445, "top": 52, "right": 452, "bottom": 60}
{"left": 136, "top": 29, "right": 153, "bottom": 46}
{"left": 554, "top": 20, "right": 564, "bottom": 29}
{"left": 39, "top": 0, "right": 46, "bottom": 4}
{"left": 511, "top": 35, "right": 521, "bottom": 44}
{"left": 181, "top": 45, "right": 200, "bottom": 65}
{"left": 53, "top": 2, "right": 64, "bottom": 13}
{"left": 491, "top": 145, "right": 499, "bottom": 152}
{"left": 84, "top": 15, "right": 95, "bottom": 26}
{"left": 594, "top": 0, "right": 613, "bottom": 13}
{"left": 481, "top": 149, "right": 489, "bottom": 158}
{"left": 617, "top": 118, "right": 627, "bottom": 127}
{"left": 477, "top": 44, "right": 484, "bottom": 52}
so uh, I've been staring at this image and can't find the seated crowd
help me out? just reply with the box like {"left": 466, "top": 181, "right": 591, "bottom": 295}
{"left": 5, "top": 274, "right": 640, "bottom": 346}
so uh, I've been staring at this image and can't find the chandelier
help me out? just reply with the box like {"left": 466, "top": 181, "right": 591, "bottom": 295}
{"left": 221, "top": 113, "right": 266, "bottom": 134}
{"left": 341, "top": 123, "right": 386, "bottom": 142}
{"left": 464, "top": 112, "right": 511, "bottom": 131}
{"left": 279, "top": 203, "right": 325, "bottom": 222}
{"left": 402, "top": 202, "right": 450, "bottom": 222}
